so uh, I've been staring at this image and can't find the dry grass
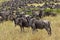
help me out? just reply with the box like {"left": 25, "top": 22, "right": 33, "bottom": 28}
{"left": 27, "top": 3, "right": 60, "bottom": 7}
{"left": 0, "top": 14, "right": 60, "bottom": 40}
{"left": 27, "top": 3, "right": 44, "bottom": 7}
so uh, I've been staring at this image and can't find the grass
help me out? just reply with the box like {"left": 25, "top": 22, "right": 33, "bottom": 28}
{"left": 27, "top": 3, "right": 44, "bottom": 7}
{"left": 0, "top": 0, "right": 60, "bottom": 40}
{"left": 0, "top": 14, "right": 60, "bottom": 40}
{"left": 0, "top": 0, "right": 9, "bottom": 3}
{"left": 44, "top": 8, "right": 60, "bottom": 14}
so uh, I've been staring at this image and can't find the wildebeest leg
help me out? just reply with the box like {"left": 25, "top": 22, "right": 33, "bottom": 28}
{"left": 48, "top": 22, "right": 51, "bottom": 35}
{"left": 14, "top": 21, "right": 17, "bottom": 27}
{"left": 20, "top": 27, "right": 24, "bottom": 32}
{"left": 31, "top": 23, "right": 36, "bottom": 34}
{"left": 32, "top": 23, "right": 36, "bottom": 31}
{"left": 22, "top": 27, "right": 24, "bottom": 32}
{"left": 15, "top": 23, "right": 17, "bottom": 27}
{"left": 45, "top": 25, "right": 51, "bottom": 35}
{"left": 5, "top": 15, "right": 8, "bottom": 21}
{"left": 20, "top": 27, "right": 23, "bottom": 32}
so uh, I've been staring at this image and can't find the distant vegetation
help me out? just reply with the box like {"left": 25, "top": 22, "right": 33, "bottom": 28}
{"left": 44, "top": 8, "right": 60, "bottom": 14}
{"left": 0, "top": 0, "right": 60, "bottom": 14}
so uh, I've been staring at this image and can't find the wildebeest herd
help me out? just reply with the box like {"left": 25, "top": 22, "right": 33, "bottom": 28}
{"left": 0, "top": 0, "right": 59, "bottom": 36}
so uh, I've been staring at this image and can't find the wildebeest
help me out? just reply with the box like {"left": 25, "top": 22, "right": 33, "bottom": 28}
{"left": 13, "top": 14, "right": 32, "bottom": 31}
{"left": 32, "top": 10, "right": 40, "bottom": 17}
{"left": 54, "top": 4, "right": 60, "bottom": 9}
{"left": 14, "top": 16, "right": 29, "bottom": 31}
{"left": 0, "top": 0, "right": 53, "bottom": 36}
{"left": 32, "top": 9, "right": 45, "bottom": 18}
{"left": 0, "top": 10, "right": 12, "bottom": 21}
{"left": 0, "top": 16, "right": 4, "bottom": 23}
{"left": 39, "top": 9, "right": 45, "bottom": 18}
{"left": 29, "top": 18, "right": 51, "bottom": 35}
{"left": 44, "top": 11, "right": 57, "bottom": 17}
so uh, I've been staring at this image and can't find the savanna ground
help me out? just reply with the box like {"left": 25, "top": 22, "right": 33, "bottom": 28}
{"left": 0, "top": 14, "right": 60, "bottom": 40}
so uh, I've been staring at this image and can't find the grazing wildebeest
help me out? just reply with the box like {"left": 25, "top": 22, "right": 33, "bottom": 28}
{"left": 29, "top": 18, "right": 51, "bottom": 35}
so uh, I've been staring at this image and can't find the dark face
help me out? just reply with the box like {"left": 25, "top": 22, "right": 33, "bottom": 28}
{"left": 26, "top": 16, "right": 31, "bottom": 22}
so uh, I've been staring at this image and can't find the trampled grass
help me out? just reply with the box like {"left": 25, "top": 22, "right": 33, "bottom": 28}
{"left": 0, "top": 14, "right": 60, "bottom": 40}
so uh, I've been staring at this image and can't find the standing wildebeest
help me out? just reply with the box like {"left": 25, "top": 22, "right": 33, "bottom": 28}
{"left": 18, "top": 17, "right": 29, "bottom": 31}
{"left": 13, "top": 14, "right": 32, "bottom": 31}
{"left": 29, "top": 18, "right": 51, "bottom": 35}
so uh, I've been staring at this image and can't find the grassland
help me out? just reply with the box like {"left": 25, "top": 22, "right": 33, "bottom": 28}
{"left": 0, "top": 14, "right": 60, "bottom": 40}
{"left": 0, "top": 0, "right": 60, "bottom": 40}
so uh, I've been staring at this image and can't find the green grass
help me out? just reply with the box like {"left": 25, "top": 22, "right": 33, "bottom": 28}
{"left": 44, "top": 8, "right": 60, "bottom": 14}
{"left": 0, "top": 15, "right": 60, "bottom": 40}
